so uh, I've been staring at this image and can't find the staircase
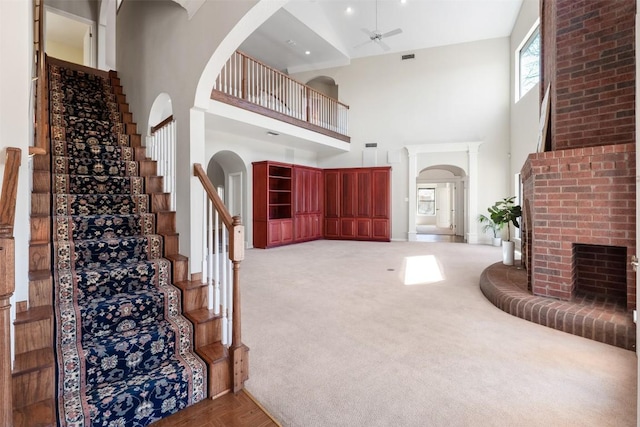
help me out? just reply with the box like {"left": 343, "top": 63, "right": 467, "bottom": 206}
{"left": 11, "top": 57, "right": 246, "bottom": 426}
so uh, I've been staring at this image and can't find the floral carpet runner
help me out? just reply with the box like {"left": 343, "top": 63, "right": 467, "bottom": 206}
{"left": 50, "top": 64, "right": 206, "bottom": 426}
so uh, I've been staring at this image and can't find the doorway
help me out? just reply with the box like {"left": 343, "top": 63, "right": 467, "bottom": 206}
{"left": 415, "top": 166, "right": 465, "bottom": 242}
{"left": 45, "top": 8, "right": 96, "bottom": 67}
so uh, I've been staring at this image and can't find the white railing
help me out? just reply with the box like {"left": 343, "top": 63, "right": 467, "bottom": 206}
{"left": 201, "top": 186, "right": 234, "bottom": 345}
{"left": 213, "top": 50, "right": 349, "bottom": 137}
{"left": 147, "top": 117, "right": 176, "bottom": 210}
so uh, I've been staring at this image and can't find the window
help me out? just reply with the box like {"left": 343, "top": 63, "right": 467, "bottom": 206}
{"left": 517, "top": 22, "right": 540, "bottom": 100}
{"left": 417, "top": 188, "right": 436, "bottom": 215}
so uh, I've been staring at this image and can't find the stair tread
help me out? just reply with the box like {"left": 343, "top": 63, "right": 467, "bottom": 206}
{"left": 15, "top": 305, "right": 53, "bottom": 325}
{"left": 166, "top": 253, "right": 188, "bottom": 262}
{"left": 198, "top": 342, "right": 227, "bottom": 364}
{"left": 185, "top": 307, "right": 222, "bottom": 324}
{"left": 13, "top": 398, "right": 55, "bottom": 427}
{"left": 13, "top": 348, "right": 55, "bottom": 375}
{"left": 175, "top": 280, "right": 208, "bottom": 291}
{"left": 29, "top": 270, "right": 52, "bottom": 281}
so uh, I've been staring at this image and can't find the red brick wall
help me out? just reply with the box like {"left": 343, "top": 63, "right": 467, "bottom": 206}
{"left": 521, "top": 143, "right": 636, "bottom": 309}
{"left": 542, "top": 0, "right": 636, "bottom": 150}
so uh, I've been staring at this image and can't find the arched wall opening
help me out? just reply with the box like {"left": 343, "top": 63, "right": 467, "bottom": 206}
{"left": 416, "top": 165, "right": 466, "bottom": 237}
{"left": 305, "top": 76, "right": 339, "bottom": 100}
{"left": 206, "top": 150, "right": 248, "bottom": 246}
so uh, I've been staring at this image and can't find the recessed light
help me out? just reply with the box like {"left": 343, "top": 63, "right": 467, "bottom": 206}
{"left": 305, "top": 50, "right": 311, "bottom": 55}
{"left": 400, "top": 0, "right": 407, "bottom": 3}
{"left": 345, "top": 6, "right": 353, "bottom": 14}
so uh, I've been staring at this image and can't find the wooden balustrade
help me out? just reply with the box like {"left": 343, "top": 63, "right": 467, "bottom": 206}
{"left": 212, "top": 51, "right": 349, "bottom": 140}
{"left": 33, "top": 0, "right": 48, "bottom": 155}
{"left": 193, "top": 163, "right": 247, "bottom": 392}
{"left": 0, "top": 147, "right": 22, "bottom": 427}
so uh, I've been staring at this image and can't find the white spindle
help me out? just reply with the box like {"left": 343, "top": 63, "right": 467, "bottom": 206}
{"left": 226, "top": 255, "right": 233, "bottom": 345}
{"left": 201, "top": 189, "right": 207, "bottom": 285}
{"left": 207, "top": 198, "right": 214, "bottom": 310}
{"left": 221, "top": 224, "right": 228, "bottom": 345}
{"left": 214, "top": 207, "right": 220, "bottom": 314}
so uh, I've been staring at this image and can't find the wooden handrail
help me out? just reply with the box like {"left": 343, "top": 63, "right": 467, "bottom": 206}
{"left": 0, "top": 148, "right": 22, "bottom": 238}
{"left": 0, "top": 147, "right": 20, "bottom": 427}
{"left": 150, "top": 115, "right": 174, "bottom": 134}
{"left": 214, "top": 51, "right": 350, "bottom": 138}
{"left": 194, "top": 163, "right": 233, "bottom": 229}
{"left": 34, "top": 0, "right": 48, "bottom": 155}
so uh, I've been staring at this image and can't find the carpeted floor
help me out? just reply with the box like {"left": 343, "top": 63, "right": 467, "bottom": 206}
{"left": 241, "top": 240, "right": 636, "bottom": 427}
{"left": 49, "top": 63, "right": 206, "bottom": 426}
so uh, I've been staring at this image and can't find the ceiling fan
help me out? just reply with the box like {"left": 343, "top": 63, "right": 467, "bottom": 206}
{"left": 355, "top": 0, "right": 403, "bottom": 51}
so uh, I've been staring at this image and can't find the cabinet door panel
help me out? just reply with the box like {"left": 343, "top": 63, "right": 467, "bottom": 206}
{"left": 281, "top": 220, "right": 294, "bottom": 243}
{"left": 341, "top": 171, "right": 357, "bottom": 217}
{"left": 325, "top": 170, "right": 340, "bottom": 217}
{"left": 311, "top": 214, "right": 321, "bottom": 238}
{"left": 356, "top": 218, "right": 371, "bottom": 238}
{"left": 372, "top": 168, "right": 390, "bottom": 218}
{"left": 325, "top": 218, "right": 340, "bottom": 238}
{"left": 340, "top": 218, "right": 356, "bottom": 238}
{"left": 372, "top": 219, "right": 390, "bottom": 240}
{"left": 267, "top": 221, "right": 282, "bottom": 245}
{"left": 357, "top": 170, "right": 372, "bottom": 217}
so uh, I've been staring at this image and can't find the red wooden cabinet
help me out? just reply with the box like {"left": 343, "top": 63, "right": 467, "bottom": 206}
{"left": 253, "top": 161, "right": 294, "bottom": 248}
{"left": 255, "top": 162, "right": 391, "bottom": 247}
{"left": 324, "top": 166, "right": 390, "bottom": 242}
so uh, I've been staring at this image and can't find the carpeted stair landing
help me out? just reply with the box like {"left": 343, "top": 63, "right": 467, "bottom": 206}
{"left": 49, "top": 64, "right": 206, "bottom": 426}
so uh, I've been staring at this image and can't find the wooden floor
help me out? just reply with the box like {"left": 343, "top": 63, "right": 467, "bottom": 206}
{"left": 152, "top": 390, "right": 280, "bottom": 427}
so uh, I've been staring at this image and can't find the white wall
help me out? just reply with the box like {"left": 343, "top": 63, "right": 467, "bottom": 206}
{"left": 293, "top": 37, "right": 512, "bottom": 241}
{"left": 116, "top": 0, "right": 257, "bottom": 272}
{"left": 46, "top": 39, "right": 84, "bottom": 65}
{"left": 0, "top": 0, "right": 34, "bottom": 360}
{"left": 510, "top": 0, "right": 540, "bottom": 187}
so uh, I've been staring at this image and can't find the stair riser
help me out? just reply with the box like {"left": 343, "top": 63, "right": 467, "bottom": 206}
{"left": 139, "top": 160, "right": 157, "bottom": 177}
{"left": 163, "top": 233, "right": 179, "bottom": 257}
{"left": 31, "top": 193, "right": 50, "bottom": 216}
{"left": 195, "top": 318, "right": 221, "bottom": 348}
{"left": 14, "top": 319, "right": 52, "bottom": 354}
{"left": 157, "top": 211, "right": 176, "bottom": 234}
{"left": 29, "top": 276, "right": 52, "bottom": 308}
{"left": 151, "top": 193, "right": 172, "bottom": 212}
{"left": 209, "top": 359, "right": 231, "bottom": 398}
{"left": 29, "top": 244, "right": 50, "bottom": 271}
{"left": 30, "top": 217, "right": 50, "bottom": 244}
{"left": 182, "top": 286, "right": 208, "bottom": 312}
{"left": 13, "top": 366, "right": 54, "bottom": 409}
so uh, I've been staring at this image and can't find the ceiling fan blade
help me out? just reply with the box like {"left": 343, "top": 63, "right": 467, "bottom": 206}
{"left": 361, "top": 28, "right": 375, "bottom": 38}
{"left": 354, "top": 39, "right": 373, "bottom": 49}
{"left": 376, "top": 39, "right": 391, "bottom": 51}
{"left": 382, "top": 28, "right": 403, "bottom": 38}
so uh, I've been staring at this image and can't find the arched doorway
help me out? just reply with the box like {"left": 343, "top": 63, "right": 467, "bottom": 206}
{"left": 415, "top": 165, "right": 466, "bottom": 242}
{"left": 207, "top": 151, "right": 248, "bottom": 246}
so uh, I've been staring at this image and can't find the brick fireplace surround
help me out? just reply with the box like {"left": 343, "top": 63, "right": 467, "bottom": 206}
{"left": 481, "top": 0, "right": 636, "bottom": 350}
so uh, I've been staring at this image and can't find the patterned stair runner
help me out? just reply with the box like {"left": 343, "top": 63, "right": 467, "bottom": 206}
{"left": 50, "top": 64, "right": 206, "bottom": 427}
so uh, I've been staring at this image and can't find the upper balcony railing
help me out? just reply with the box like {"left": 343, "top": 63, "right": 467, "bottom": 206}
{"left": 211, "top": 51, "right": 349, "bottom": 142}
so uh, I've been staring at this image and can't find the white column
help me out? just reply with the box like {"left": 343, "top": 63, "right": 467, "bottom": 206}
{"left": 406, "top": 147, "right": 418, "bottom": 242}
{"left": 467, "top": 144, "right": 480, "bottom": 244}
{"left": 189, "top": 108, "right": 206, "bottom": 274}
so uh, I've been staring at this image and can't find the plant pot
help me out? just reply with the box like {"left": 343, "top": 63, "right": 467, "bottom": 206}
{"left": 492, "top": 237, "right": 502, "bottom": 247}
{"left": 502, "top": 240, "right": 515, "bottom": 265}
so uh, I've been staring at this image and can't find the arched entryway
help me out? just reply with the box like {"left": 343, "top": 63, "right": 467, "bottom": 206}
{"left": 416, "top": 165, "right": 466, "bottom": 241}
{"left": 206, "top": 151, "right": 248, "bottom": 246}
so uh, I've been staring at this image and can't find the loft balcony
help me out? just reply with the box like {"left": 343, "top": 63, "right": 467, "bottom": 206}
{"left": 210, "top": 51, "right": 350, "bottom": 144}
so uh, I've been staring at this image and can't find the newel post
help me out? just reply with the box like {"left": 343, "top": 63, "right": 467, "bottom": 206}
{"left": 229, "top": 215, "right": 247, "bottom": 392}
{"left": 0, "top": 238, "right": 15, "bottom": 426}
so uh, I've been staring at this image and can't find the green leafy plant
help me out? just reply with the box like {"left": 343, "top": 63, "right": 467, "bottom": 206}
{"left": 477, "top": 213, "right": 503, "bottom": 239}
{"left": 487, "top": 196, "right": 522, "bottom": 242}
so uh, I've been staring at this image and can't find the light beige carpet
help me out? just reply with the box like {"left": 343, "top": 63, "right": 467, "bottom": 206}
{"left": 241, "top": 240, "right": 636, "bottom": 427}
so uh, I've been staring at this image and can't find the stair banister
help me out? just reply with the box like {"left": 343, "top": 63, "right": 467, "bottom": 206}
{"left": 0, "top": 147, "right": 22, "bottom": 427}
{"left": 193, "top": 163, "right": 247, "bottom": 390}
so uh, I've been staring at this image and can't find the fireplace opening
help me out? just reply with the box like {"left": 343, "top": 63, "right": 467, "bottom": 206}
{"left": 573, "top": 244, "right": 627, "bottom": 306}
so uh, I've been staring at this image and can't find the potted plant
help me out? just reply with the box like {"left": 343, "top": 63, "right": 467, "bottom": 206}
{"left": 487, "top": 196, "right": 522, "bottom": 265}
{"left": 478, "top": 213, "right": 503, "bottom": 247}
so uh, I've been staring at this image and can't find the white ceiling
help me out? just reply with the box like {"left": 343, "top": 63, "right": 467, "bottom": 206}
{"left": 240, "top": 0, "right": 525, "bottom": 74}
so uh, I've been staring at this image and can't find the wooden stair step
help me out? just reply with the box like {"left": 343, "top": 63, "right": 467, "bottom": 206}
{"left": 175, "top": 279, "right": 208, "bottom": 312}
{"left": 129, "top": 133, "right": 141, "bottom": 147}
{"left": 161, "top": 232, "right": 180, "bottom": 257}
{"left": 134, "top": 146, "right": 149, "bottom": 162}
{"left": 31, "top": 193, "right": 51, "bottom": 216}
{"left": 14, "top": 305, "right": 53, "bottom": 355}
{"left": 184, "top": 308, "right": 222, "bottom": 348}
{"left": 12, "top": 398, "right": 55, "bottom": 427}
{"left": 197, "top": 342, "right": 231, "bottom": 398}
{"left": 166, "top": 253, "right": 189, "bottom": 282}
{"left": 145, "top": 175, "right": 163, "bottom": 193}
{"left": 29, "top": 242, "right": 51, "bottom": 271}
{"left": 156, "top": 211, "right": 176, "bottom": 234}
{"left": 12, "top": 348, "right": 55, "bottom": 409}
{"left": 139, "top": 159, "right": 157, "bottom": 177}
{"left": 150, "top": 193, "right": 172, "bottom": 212}
{"left": 28, "top": 270, "right": 53, "bottom": 308}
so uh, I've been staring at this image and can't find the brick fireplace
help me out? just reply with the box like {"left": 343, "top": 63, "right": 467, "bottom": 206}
{"left": 522, "top": 0, "right": 636, "bottom": 310}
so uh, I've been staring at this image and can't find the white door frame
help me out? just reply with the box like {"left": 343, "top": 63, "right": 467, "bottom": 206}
{"left": 406, "top": 142, "right": 482, "bottom": 243}
{"left": 44, "top": 6, "right": 97, "bottom": 67}
{"left": 227, "top": 172, "right": 243, "bottom": 219}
